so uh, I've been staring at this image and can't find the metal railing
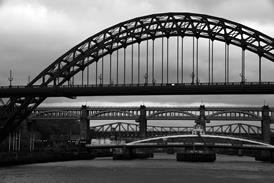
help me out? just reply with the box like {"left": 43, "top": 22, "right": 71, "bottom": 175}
{"left": 1, "top": 81, "right": 274, "bottom": 89}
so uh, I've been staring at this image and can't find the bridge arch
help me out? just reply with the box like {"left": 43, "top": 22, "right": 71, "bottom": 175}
{"left": 31, "top": 109, "right": 80, "bottom": 119}
{"left": 91, "top": 110, "right": 137, "bottom": 118}
{"left": 149, "top": 110, "right": 197, "bottom": 118}
{"left": 207, "top": 110, "right": 260, "bottom": 120}
{"left": 29, "top": 12, "right": 274, "bottom": 88}
{"left": 126, "top": 134, "right": 274, "bottom": 147}
{"left": 1, "top": 12, "right": 274, "bottom": 142}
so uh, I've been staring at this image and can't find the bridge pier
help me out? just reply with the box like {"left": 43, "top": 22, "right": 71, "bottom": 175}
{"left": 136, "top": 105, "right": 147, "bottom": 138}
{"left": 1, "top": 119, "right": 34, "bottom": 152}
{"left": 195, "top": 105, "right": 206, "bottom": 131}
{"left": 255, "top": 150, "right": 274, "bottom": 163}
{"left": 20, "top": 119, "right": 35, "bottom": 152}
{"left": 80, "top": 105, "right": 91, "bottom": 144}
{"left": 261, "top": 105, "right": 271, "bottom": 144}
{"left": 7, "top": 128, "right": 21, "bottom": 152}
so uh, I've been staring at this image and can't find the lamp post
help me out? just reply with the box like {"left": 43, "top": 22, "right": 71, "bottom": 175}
{"left": 8, "top": 69, "right": 13, "bottom": 87}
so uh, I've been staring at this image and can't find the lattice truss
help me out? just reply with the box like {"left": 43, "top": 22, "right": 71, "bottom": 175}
{"left": 30, "top": 13, "right": 274, "bottom": 88}
{"left": 91, "top": 122, "right": 273, "bottom": 137}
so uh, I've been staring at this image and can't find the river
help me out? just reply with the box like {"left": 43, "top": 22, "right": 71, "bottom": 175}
{"left": 0, "top": 154, "right": 274, "bottom": 183}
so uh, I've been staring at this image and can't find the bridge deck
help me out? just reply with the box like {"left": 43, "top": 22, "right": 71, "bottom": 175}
{"left": 1, "top": 82, "right": 274, "bottom": 97}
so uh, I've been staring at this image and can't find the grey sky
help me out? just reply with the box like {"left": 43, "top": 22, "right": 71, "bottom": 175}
{"left": 0, "top": 0, "right": 273, "bottom": 107}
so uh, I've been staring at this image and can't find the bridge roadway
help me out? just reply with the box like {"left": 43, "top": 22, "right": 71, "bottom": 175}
{"left": 1, "top": 82, "right": 274, "bottom": 97}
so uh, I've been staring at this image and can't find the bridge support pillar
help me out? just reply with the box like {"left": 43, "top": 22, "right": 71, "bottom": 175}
{"left": 7, "top": 128, "right": 21, "bottom": 152}
{"left": 196, "top": 105, "right": 206, "bottom": 131}
{"left": 261, "top": 105, "right": 271, "bottom": 144}
{"left": 136, "top": 105, "right": 147, "bottom": 138}
{"left": 80, "top": 105, "right": 90, "bottom": 144}
{"left": 20, "top": 119, "right": 35, "bottom": 152}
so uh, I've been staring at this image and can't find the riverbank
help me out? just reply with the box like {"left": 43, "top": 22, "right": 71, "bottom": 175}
{"left": 0, "top": 151, "right": 95, "bottom": 167}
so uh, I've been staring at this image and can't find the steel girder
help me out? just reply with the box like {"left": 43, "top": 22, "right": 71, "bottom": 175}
{"left": 1, "top": 12, "right": 274, "bottom": 143}
{"left": 91, "top": 122, "right": 265, "bottom": 136}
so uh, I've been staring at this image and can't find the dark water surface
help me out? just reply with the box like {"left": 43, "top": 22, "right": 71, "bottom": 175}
{"left": 1, "top": 154, "right": 274, "bottom": 183}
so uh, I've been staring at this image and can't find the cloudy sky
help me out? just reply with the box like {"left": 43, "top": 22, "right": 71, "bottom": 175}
{"left": 0, "top": 0, "right": 274, "bottom": 107}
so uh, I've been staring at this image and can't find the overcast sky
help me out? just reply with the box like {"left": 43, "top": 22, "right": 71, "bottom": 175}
{"left": 0, "top": 0, "right": 274, "bottom": 107}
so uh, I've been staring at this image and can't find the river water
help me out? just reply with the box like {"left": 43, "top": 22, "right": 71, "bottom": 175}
{"left": 0, "top": 154, "right": 274, "bottom": 183}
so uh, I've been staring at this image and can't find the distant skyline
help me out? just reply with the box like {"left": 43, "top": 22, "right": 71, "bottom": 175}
{"left": 0, "top": 0, "right": 274, "bottom": 107}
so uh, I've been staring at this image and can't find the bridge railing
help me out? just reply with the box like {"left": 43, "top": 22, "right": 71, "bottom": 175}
{"left": 2, "top": 81, "right": 274, "bottom": 89}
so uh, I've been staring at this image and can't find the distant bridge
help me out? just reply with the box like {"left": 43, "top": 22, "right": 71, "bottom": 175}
{"left": 87, "top": 134, "right": 274, "bottom": 155}
{"left": 31, "top": 105, "right": 274, "bottom": 121}
{"left": 90, "top": 122, "right": 274, "bottom": 141}
{"left": 28, "top": 105, "right": 274, "bottom": 143}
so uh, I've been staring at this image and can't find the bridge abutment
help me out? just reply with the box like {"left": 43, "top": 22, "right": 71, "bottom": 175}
{"left": 261, "top": 105, "right": 271, "bottom": 144}
{"left": 80, "top": 105, "right": 91, "bottom": 144}
{"left": 136, "top": 105, "right": 147, "bottom": 138}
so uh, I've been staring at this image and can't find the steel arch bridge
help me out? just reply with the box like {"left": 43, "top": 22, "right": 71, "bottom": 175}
{"left": 1, "top": 12, "right": 274, "bottom": 143}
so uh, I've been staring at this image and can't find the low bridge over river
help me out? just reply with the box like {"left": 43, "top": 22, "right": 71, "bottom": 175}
{"left": 28, "top": 105, "right": 274, "bottom": 144}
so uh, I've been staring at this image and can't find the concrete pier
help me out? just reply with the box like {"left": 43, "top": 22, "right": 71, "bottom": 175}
{"left": 80, "top": 105, "right": 91, "bottom": 144}
{"left": 136, "top": 105, "right": 147, "bottom": 138}
{"left": 261, "top": 105, "right": 271, "bottom": 144}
